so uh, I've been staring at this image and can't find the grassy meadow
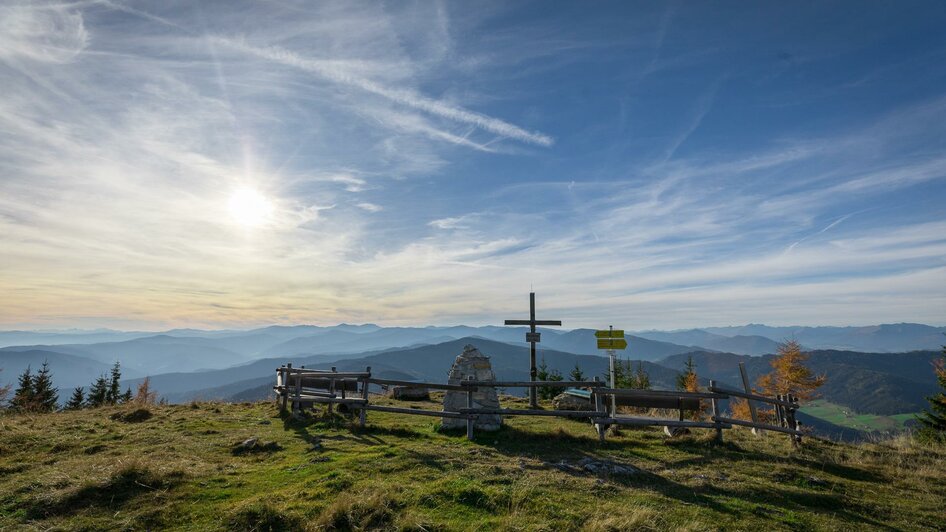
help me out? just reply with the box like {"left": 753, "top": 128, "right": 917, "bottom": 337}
{"left": 1, "top": 394, "right": 944, "bottom": 531}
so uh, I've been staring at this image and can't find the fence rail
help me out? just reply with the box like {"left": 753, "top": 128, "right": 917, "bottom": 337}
{"left": 273, "top": 364, "right": 802, "bottom": 444}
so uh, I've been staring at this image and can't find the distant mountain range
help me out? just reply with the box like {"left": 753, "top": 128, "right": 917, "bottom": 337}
{"left": 1, "top": 321, "right": 942, "bottom": 443}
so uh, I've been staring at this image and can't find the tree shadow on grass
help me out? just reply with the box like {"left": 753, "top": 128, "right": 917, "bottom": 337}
{"left": 26, "top": 464, "right": 183, "bottom": 519}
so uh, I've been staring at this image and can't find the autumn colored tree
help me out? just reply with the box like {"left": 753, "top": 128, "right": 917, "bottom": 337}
{"left": 632, "top": 361, "right": 650, "bottom": 390}
{"left": 757, "top": 339, "right": 825, "bottom": 402}
{"left": 676, "top": 355, "right": 698, "bottom": 393}
{"left": 133, "top": 377, "right": 159, "bottom": 405}
{"left": 0, "top": 368, "right": 10, "bottom": 407}
{"left": 675, "top": 356, "right": 703, "bottom": 420}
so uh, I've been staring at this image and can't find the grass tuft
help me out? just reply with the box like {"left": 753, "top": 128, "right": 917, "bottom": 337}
{"left": 227, "top": 501, "right": 301, "bottom": 532}
{"left": 315, "top": 490, "right": 400, "bottom": 530}
{"left": 110, "top": 408, "right": 153, "bottom": 423}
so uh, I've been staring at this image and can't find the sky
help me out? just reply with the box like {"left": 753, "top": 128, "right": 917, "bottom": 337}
{"left": 1, "top": 1, "right": 946, "bottom": 331}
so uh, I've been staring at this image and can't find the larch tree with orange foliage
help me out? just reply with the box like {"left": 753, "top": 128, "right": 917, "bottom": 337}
{"left": 675, "top": 355, "right": 704, "bottom": 420}
{"left": 757, "top": 339, "right": 826, "bottom": 402}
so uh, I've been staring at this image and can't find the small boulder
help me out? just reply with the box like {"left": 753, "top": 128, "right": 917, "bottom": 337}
{"left": 552, "top": 393, "right": 593, "bottom": 411}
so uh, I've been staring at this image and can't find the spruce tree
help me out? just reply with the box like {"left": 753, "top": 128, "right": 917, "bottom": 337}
{"left": 569, "top": 363, "right": 585, "bottom": 382}
{"left": 10, "top": 366, "right": 35, "bottom": 412}
{"left": 107, "top": 361, "right": 122, "bottom": 405}
{"left": 87, "top": 374, "right": 109, "bottom": 408}
{"left": 31, "top": 361, "right": 58, "bottom": 412}
{"left": 536, "top": 356, "right": 563, "bottom": 400}
{"left": 633, "top": 361, "right": 651, "bottom": 390}
{"left": 121, "top": 387, "right": 133, "bottom": 403}
{"left": 65, "top": 387, "right": 85, "bottom": 410}
{"left": 606, "top": 357, "right": 630, "bottom": 388}
{"left": 917, "top": 346, "right": 946, "bottom": 441}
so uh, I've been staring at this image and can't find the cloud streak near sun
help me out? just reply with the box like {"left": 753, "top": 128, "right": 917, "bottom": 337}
{"left": 0, "top": 1, "right": 945, "bottom": 330}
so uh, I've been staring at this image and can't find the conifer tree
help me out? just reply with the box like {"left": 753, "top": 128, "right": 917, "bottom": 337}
{"left": 606, "top": 356, "right": 630, "bottom": 388}
{"left": 10, "top": 366, "right": 35, "bottom": 412}
{"left": 87, "top": 374, "right": 109, "bottom": 408}
{"left": 917, "top": 345, "right": 946, "bottom": 441}
{"left": 121, "top": 387, "right": 133, "bottom": 403}
{"left": 31, "top": 361, "right": 58, "bottom": 412}
{"left": 65, "top": 387, "right": 85, "bottom": 410}
{"left": 536, "top": 356, "right": 563, "bottom": 400}
{"left": 106, "top": 361, "right": 122, "bottom": 405}
{"left": 569, "top": 363, "right": 585, "bottom": 382}
{"left": 758, "top": 339, "right": 825, "bottom": 402}
{"left": 633, "top": 361, "right": 651, "bottom": 390}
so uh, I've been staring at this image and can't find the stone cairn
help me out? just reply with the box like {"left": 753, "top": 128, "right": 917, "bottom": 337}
{"left": 441, "top": 344, "right": 502, "bottom": 431}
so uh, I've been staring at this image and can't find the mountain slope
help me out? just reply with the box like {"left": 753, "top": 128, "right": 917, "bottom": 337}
{"left": 148, "top": 337, "right": 682, "bottom": 403}
{"left": 657, "top": 350, "right": 941, "bottom": 415}
{"left": 0, "top": 349, "right": 133, "bottom": 391}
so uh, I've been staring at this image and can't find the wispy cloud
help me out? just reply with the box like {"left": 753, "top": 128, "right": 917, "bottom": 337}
{"left": 210, "top": 36, "right": 554, "bottom": 147}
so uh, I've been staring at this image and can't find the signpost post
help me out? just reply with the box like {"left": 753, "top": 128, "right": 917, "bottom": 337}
{"left": 504, "top": 292, "right": 562, "bottom": 408}
{"left": 595, "top": 326, "right": 627, "bottom": 414}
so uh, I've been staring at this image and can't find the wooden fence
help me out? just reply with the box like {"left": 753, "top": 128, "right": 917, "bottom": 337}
{"left": 273, "top": 365, "right": 803, "bottom": 444}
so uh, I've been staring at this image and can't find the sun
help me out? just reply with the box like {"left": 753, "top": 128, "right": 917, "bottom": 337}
{"left": 228, "top": 187, "right": 273, "bottom": 227}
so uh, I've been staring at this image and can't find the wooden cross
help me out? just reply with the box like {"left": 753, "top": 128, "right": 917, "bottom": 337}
{"left": 504, "top": 292, "right": 562, "bottom": 408}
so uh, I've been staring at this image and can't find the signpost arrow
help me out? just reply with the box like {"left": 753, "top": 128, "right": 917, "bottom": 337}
{"left": 594, "top": 329, "right": 624, "bottom": 339}
{"left": 597, "top": 338, "right": 628, "bottom": 350}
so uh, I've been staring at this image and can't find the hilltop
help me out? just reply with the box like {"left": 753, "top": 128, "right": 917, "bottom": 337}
{"left": 1, "top": 398, "right": 944, "bottom": 530}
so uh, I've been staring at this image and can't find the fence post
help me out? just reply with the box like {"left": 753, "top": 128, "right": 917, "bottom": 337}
{"left": 276, "top": 365, "right": 285, "bottom": 409}
{"left": 709, "top": 380, "right": 723, "bottom": 443}
{"left": 466, "top": 376, "right": 475, "bottom": 441}
{"left": 360, "top": 366, "right": 371, "bottom": 428}
{"left": 789, "top": 394, "right": 801, "bottom": 446}
{"left": 592, "top": 376, "right": 606, "bottom": 443}
{"left": 328, "top": 366, "right": 336, "bottom": 416}
{"left": 739, "top": 362, "right": 762, "bottom": 436}
{"left": 292, "top": 364, "right": 302, "bottom": 417}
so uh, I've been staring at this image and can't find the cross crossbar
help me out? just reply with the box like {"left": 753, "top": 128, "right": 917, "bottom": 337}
{"left": 504, "top": 319, "right": 562, "bottom": 326}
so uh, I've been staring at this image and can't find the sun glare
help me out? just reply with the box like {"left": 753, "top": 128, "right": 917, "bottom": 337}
{"left": 228, "top": 187, "right": 272, "bottom": 227}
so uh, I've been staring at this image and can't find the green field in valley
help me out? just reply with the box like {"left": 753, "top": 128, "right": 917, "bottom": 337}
{"left": 801, "top": 400, "right": 920, "bottom": 432}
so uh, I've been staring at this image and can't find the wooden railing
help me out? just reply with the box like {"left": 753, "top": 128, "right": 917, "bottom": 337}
{"left": 273, "top": 365, "right": 803, "bottom": 444}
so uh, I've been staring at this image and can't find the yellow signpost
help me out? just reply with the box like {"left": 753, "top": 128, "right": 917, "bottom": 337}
{"left": 596, "top": 326, "right": 628, "bottom": 414}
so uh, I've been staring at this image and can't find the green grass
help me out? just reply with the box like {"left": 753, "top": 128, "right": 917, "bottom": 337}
{"left": 802, "top": 400, "right": 920, "bottom": 432}
{"left": 1, "top": 395, "right": 944, "bottom": 531}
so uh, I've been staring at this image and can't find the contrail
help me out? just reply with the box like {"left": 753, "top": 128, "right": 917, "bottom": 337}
{"left": 211, "top": 37, "right": 555, "bottom": 147}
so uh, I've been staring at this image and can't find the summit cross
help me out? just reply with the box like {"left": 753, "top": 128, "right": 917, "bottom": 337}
{"left": 503, "top": 292, "right": 562, "bottom": 408}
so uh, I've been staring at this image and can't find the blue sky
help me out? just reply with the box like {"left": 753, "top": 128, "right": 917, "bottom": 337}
{"left": 1, "top": 1, "right": 945, "bottom": 330}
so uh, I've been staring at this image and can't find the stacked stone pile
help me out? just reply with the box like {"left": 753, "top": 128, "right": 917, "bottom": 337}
{"left": 441, "top": 344, "right": 502, "bottom": 431}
